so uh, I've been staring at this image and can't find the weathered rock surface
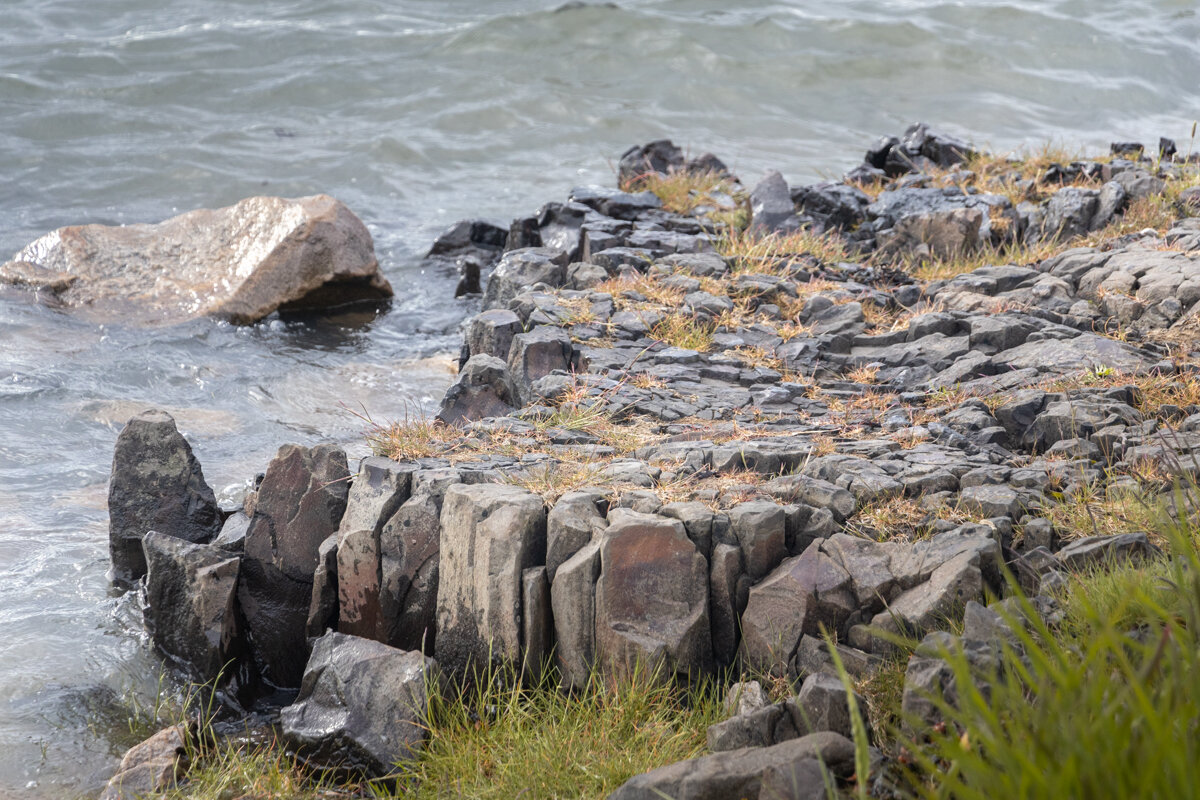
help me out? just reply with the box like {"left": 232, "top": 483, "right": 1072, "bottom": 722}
{"left": 438, "top": 355, "right": 521, "bottom": 425}
{"left": 142, "top": 531, "right": 241, "bottom": 683}
{"left": 281, "top": 632, "right": 436, "bottom": 776}
{"left": 336, "top": 458, "right": 414, "bottom": 641}
{"left": 434, "top": 484, "right": 546, "bottom": 677}
{"left": 100, "top": 725, "right": 188, "bottom": 800}
{"left": 108, "top": 410, "right": 221, "bottom": 587}
{"left": 482, "top": 247, "right": 570, "bottom": 310}
{"left": 2, "top": 195, "right": 391, "bottom": 325}
{"left": 380, "top": 491, "right": 443, "bottom": 653}
{"left": 239, "top": 444, "right": 350, "bottom": 688}
{"left": 740, "top": 531, "right": 1000, "bottom": 671}
{"left": 595, "top": 510, "right": 712, "bottom": 680}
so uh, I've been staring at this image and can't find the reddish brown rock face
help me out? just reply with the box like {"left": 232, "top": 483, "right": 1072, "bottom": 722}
{"left": 594, "top": 511, "right": 712, "bottom": 681}
{"left": 0, "top": 194, "right": 392, "bottom": 325}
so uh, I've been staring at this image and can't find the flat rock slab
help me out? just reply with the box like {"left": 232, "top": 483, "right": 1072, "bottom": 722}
{"left": 0, "top": 194, "right": 391, "bottom": 325}
{"left": 607, "top": 731, "right": 854, "bottom": 800}
{"left": 281, "top": 632, "right": 436, "bottom": 777}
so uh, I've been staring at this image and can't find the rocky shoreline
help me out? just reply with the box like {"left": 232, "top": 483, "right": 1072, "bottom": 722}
{"left": 82, "top": 124, "right": 1200, "bottom": 798}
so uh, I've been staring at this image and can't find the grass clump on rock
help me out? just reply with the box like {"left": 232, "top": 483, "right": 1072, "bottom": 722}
{"left": 889, "top": 518, "right": 1200, "bottom": 799}
{"left": 154, "top": 665, "right": 723, "bottom": 800}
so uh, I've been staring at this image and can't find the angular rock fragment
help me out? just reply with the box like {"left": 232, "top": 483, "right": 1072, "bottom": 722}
{"left": 108, "top": 410, "right": 222, "bottom": 588}
{"left": 749, "top": 171, "right": 801, "bottom": 235}
{"left": 739, "top": 545, "right": 855, "bottom": 673}
{"left": 507, "top": 325, "right": 574, "bottom": 405}
{"left": 1055, "top": 532, "right": 1159, "bottom": 570}
{"left": 482, "top": 247, "right": 569, "bottom": 311}
{"left": 437, "top": 355, "right": 520, "bottom": 425}
{"left": 142, "top": 532, "right": 241, "bottom": 684}
{"left": 607, "top": 732, "right": 855, "bottom": 800}
{"left": 617, "top": 140, "right": 685, "bottom": 186}
{"left": 552, "top": 539, "right": 603, "bottom": 689}
{"left": 306, "top": 534, "right": 340, "bottom": 639}
{"left": 281, "top": 632, "right": 436, "bottom": 776}
{"left": 239, "top": 444, "right": 350, "bottom": 688}
{"left": 100, "top": 725, "right": 188, "bottom": 800}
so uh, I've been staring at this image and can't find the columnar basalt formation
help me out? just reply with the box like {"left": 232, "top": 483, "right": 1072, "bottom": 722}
{"left": 108, "top": 124, "right": 1199, "bottom": 784}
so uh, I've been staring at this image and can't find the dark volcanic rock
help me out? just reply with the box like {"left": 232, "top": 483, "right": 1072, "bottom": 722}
{"left": 437, "top": 355, "right": 520, "bottom": 425}
{"left": 607, "top": 731, "right": 855, "bottom": 800}
{"left": 569, "top": 185, "right": 662, "bottom": 220}
{"left": 482, "top": 247, "right": 570, "bottom": 311}
{"left": 142, "top": 531, "right": 241, "bottom": 683}
{"left": 595, "top": 510, "right": 712, "bottom": 681}
{"left": 380, "top": 491, "right": 443, "bottom": 653}
{"left": 791, "top": 182, "right": 871, "bottom": 232}
{"left": 239, "top": 444, "right": 350, "bottom": 688}
{"left": 336, "top": 458, "right": 414, "bottom": 641}
{"left": 281, "top": 631, "right": 436, "bottom": 776}
{"left": 749, "top": 171, "right": 801, "bottom": 235}
{"left": 434, "top": 484, "right": 546, "bottom": 677}
{"left": 108, "top": 410, "right": 222, "bottom": 588}
{"left": 617, "top": 140, "right": 685, "bottom": 186}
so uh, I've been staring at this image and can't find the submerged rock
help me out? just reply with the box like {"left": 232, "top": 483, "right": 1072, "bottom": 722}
{"left": 0, "top": 195, "right": 392, "bottom": 325}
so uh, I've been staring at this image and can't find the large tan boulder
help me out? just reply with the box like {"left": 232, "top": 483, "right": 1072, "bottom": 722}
{"left": 0, "top": 194, "right": 392, "bottom": 325}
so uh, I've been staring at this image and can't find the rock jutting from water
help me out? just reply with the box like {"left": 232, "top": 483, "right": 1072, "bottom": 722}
{"left": 0, "top": 194, "right": 392, "bottom": 325}
{"left": 106, "top": 123, "right": 1200, "bottom": 789}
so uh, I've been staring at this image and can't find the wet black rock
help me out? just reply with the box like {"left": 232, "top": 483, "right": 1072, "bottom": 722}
{"left": 142, "top": 532, "right": 241, "bottom": 684}
{"left": 239, "top": 444, "right": 350, "bottom": 688}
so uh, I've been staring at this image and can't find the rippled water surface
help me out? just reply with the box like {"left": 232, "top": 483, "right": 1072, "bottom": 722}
{"left": 1, "top": 1, "right": 1198, "bottom": 795}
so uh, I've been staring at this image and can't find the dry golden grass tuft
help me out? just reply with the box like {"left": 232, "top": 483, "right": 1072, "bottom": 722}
{"left": 361, "top": 409, "right": 463, "bottom": 462}
{"left": 1043, "top": 479, "right": 1166, "bottom": 544}
{"left": 727, "top": 345, "right": 785, "bottom": 373}
{"left": 630, "top": 372, "right": 667, "bottom": 390}
{"left": 503, "top": 460, "right": 608, "bottom": 504}
{"left": 650, "top": 313, "right": 716, "bottom": 352}
{"left": 621, "top": 168, "right": 742, "bottom": 217}
{"left": 716, "top": 228, "right": 851, "bottom": 273}
{"left": 845, "top": 495, "right": 930, "bottom": 540}
{"left": 904, "top": 236, "right": 1064, "bottom": 281}
{"left": 595, "top": 273, "right": 688, "bottom": 310}
{"left": 863, "top": 298, "right": 946, "bottom": 333}
{"left": 845, "top": 364, "right": 880, "bottom": 384}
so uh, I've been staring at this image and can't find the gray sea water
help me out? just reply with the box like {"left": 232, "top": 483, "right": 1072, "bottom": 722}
{"left": 0, "top": 1, "right": 1197, "bottom": 795}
